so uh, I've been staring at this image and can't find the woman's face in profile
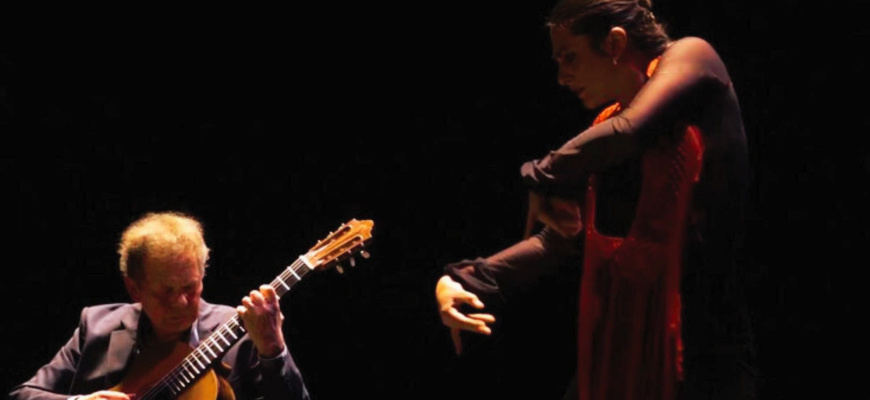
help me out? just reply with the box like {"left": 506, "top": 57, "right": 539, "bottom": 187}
{"left": 550, "top": 26, "right": 618, "bottom": 109}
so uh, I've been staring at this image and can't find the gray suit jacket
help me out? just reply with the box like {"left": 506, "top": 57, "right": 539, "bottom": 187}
{"left": 9, "top": 300, "right": 310, "bottom": 400}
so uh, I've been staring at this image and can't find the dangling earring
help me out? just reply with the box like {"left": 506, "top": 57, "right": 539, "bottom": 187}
{"left": 612, "top": 58, "right": 619, "bottom": 66}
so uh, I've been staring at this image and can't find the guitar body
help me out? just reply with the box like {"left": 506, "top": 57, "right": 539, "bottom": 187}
{"left": 110, "top": 340, "right": 232, "bottom": 400}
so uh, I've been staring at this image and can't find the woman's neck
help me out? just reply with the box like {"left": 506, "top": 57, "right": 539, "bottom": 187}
{"left": 614, "top": 47, "right": 665, "bottom": 106}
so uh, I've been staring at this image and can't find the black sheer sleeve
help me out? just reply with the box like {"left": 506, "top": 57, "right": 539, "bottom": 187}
{"left": 443, "top": 226, "right": 582, "bottom": 304}
{"left": 521, "top": 37, "right": 732, "bottom": 196}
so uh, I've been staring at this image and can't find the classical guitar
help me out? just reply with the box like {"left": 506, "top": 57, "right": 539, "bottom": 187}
{"left": 110, "top": 219, "right": 374, "bottom": 400}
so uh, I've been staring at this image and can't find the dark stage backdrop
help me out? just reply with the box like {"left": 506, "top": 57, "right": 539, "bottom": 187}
{"left": 2, "top": 1, "right": 862, "bottom": 399}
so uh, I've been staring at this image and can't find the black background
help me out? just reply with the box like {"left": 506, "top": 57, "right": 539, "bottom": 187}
{"left": 2, "top": 1, "right": 865, "bottom": 399}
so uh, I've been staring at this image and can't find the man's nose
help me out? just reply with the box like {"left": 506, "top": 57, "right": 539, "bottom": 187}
{"left": 170, "top": 293, "right": 189, "bottom": 307}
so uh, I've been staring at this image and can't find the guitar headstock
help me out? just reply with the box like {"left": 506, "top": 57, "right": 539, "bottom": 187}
{"left": 302, "top": 219, "right": 374, "bottom": 272}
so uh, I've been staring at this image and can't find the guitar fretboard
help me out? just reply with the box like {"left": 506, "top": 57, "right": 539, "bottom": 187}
{"left": 139, "top": 258, "right": 312, "bottom": 400}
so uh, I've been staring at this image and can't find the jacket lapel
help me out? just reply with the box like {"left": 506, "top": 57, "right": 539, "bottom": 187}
{"left": 104, "top": 304, "right": 140, "bottom": 380}
{"left": 194, "top": 300, "right": 223, "bottom": 342}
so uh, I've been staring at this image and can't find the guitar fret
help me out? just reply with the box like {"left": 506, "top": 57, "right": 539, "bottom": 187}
{"left": 288, "top": 267, "right": 302, "bottom": 281}
{"left": 192, "top": 352, "right": 207, "bottom": 370}
{"left": 210, "top": 337, "right": 224, "bottom": 352}
{"left": 199, "top": 341, "right": 217, "bottom": 363}
{"left": 183, "top": 363, "right": 195, "bottom": 379}
{"left": 192, "top": 349, "right": 204, "bottom": 365}
{"left": 276, "top": 276, "right": 291, "bottom": 290}
{"left": 217, "top": 331, "right": 232, "bottom": 346}
{"left": 169, "top": 369, "right": 183, "bottom": 386}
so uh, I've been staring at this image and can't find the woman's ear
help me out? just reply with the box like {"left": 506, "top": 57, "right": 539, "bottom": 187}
{"left": 605, "top": 26, "right": 628, "bottom": 60}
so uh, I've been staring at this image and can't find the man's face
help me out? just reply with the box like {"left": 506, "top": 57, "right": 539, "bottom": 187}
{"left": 126, "top": 253, "right": 203, "bottom": 339}
{"left": 550, "top": 26, "right": 617, "bottom": 109}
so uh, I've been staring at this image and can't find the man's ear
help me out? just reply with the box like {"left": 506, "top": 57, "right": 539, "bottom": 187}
{"left": 604, "top": 26, "right": 628, "bottom": 60}
{"left": 124, "top": 276, "right": 142, "bottom": 302}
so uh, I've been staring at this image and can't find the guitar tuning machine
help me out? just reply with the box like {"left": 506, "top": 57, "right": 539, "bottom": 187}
{"left": 360, "top": 250, "right": 370, "bottom": 259}
{"left": 349, "top": 257, "right": 356, "bottom": 267}
{"left": 335, "top": 265, "right": 344, "bottom": 274}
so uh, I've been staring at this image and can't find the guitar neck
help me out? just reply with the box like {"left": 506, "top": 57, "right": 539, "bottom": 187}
{"left": 141, "top": 258, "right": 312, "bottom": 400}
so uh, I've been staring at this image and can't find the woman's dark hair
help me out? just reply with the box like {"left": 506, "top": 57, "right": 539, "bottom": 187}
{"left": 547, "top": 0, "right": 670, "bottom": 57}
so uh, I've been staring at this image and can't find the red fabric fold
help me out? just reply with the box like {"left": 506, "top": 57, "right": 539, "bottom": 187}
{"left": 576, "top": 57, "right": 702, "bottom": 400}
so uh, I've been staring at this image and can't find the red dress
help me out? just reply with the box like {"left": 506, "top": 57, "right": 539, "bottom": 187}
{"left": 576, "top": 58, "right": 703, "bottom": 400}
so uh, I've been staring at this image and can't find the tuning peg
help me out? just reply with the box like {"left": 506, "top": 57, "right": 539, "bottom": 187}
{"left": 349, "top": 257, "right": 356, "bottom": 267}
{"left": 335, "top": 265, "right": 344, "bottom": 274}
{"left": 360, "top": 250, "right": 370, "bottom": 259}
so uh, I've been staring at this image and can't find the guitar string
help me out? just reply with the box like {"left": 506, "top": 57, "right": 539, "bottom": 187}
{"left": 137, "top": 259, "right": 309, "bottom": 400}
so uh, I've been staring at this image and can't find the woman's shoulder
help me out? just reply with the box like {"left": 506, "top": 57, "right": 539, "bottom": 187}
{"left": 665, "top": 36, "right": 720, "bottom": 59}
{"left": 659, "top": 36, "right": 730, "bottom": 82}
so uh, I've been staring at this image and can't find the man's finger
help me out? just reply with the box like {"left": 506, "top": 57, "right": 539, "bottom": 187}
{"left": 260, "top": 285, "right": 279, "bottom": 302}
{"left": 249, "top": 290, "right": 266, "bottom": 306}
